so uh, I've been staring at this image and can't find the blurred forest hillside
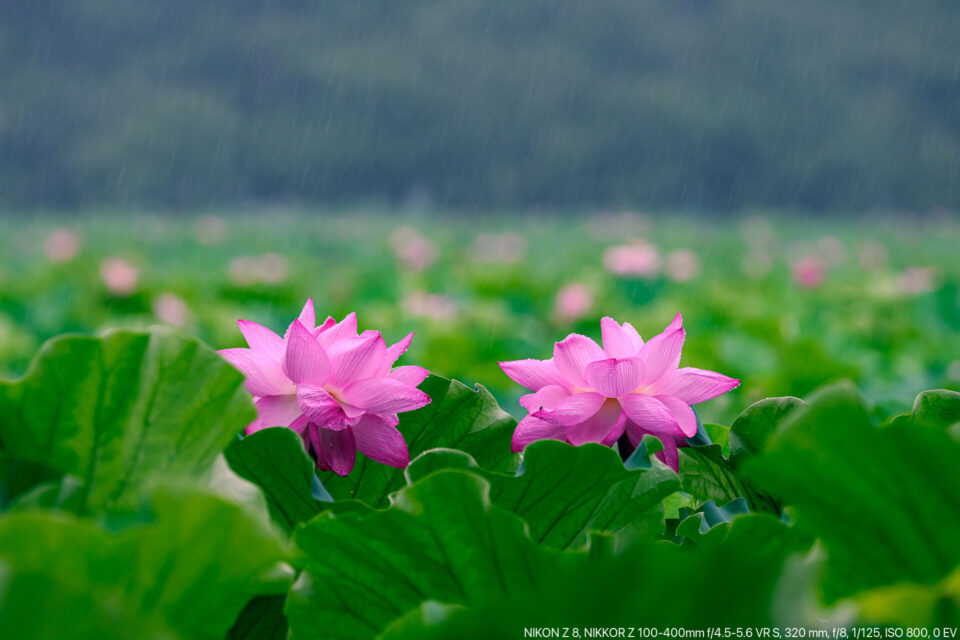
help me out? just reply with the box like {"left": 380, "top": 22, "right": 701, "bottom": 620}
{"left": 1, "top": 0, "right": 959, "bottom": 212}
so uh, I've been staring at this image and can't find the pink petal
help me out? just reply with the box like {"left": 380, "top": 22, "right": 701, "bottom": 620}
{"left": 245, "top": 421, "right": 268, "bottom": 435}
{"left": 381, "top": 333, "right": 414, "bottom": 373}
{"left": 283, "top": 320, "right": 331, "bottom": 385}
{"left": 298, "top": 298, "right": 316, "bottom": 331}
{"left": 600, "top": 317, "right": 643, "bottom": 358}
{"left": 519, "top": 384, "right": 570, "bottom": 413}
{"left": 326, "top": 331, "right": 388, "bottom": 388}
{"left": 316, "top": 312, "right": 359, "bottom": 348}
{"left": 625, "top": 420, "right": 645, "bottom": 447}
{"left": 619, "top": 393, "right": 680, "bottom": 433}
{"left": 534, "top": 391, "right": 606, "bottom": 426}
{"left": 255, "top": 394, "right": 304, "bottom": 429}
{"left": 655, "top": 395, "right": 698, "bottom": 438}
{"left": 352, "top": 414, "right": 409, "bottom": 468}
{"left": 647, "top": 367, "right": 741, "bottom": 405}
{"left": 512, "top": 415, "right": 566, "bottom": 452}
{"left": 290, "top": 414, "right": 309, "bottom": 435}
{"left": 219, "top": 348, "right": 295, "bottom": 397}
{"left": 656, "top": 437, "right": 680, "bottom": 472}
{"left": 340, "top": 377, "right": 431, "bottom": 414}
{"left": 624, "top": 422, "right": 681, "bottom": 472}
{"left": 317, "top": 427, "right": 357, "bottom": 476}
{"left": 566, "top": 399, "right": 628, "bottom": 446}
{"left": 601, "top": 416, "right": 627, "bottom": 446}
{"left": 315, "top": 316, "right": 337, "bottom": 334}
{"left": 237, "top": 319, "right": 285, "bottom": 359}
{"left": 296, "top": 384, "right": 350, "bottom": 430}
{"left": 622, "top": 323, "right": 644, "bottom": 348}
{"left": 638, "top": 312, "right": 685, "bottom": 383}
{"left": 553, "top": 334, "right": 605, "bottom": 388}
{"left": 340, "top": 403, "right": 365, "bottom": 419}
{"left": 498, "top": 358, "right": 569, "bottom": 392}
{"left": 387, "top": 365, "right": 430, "bottom": 387}
{"left": 584, "top": 357, "right": 644, "bottom": 398}
{"left": 379, "top": 413, "right": 400, "bottom": 427}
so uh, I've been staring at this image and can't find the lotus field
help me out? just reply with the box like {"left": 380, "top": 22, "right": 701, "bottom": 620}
{"left": 0, "top": 211, "right": 958, "bottom": 638}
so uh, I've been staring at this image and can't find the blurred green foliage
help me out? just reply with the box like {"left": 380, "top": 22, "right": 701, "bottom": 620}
{"left": 1, "top": 212, "right": 957, "bottom": 427}
{"left": 0, "top": 322, "right": 958, "bottom": 636}
{"left": 1, "top": 1, "right": 959, "bottom": 210}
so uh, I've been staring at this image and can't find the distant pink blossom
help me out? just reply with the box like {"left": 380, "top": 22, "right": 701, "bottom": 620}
{"left": 739, "top": 217, "right": 775, "bottom": 248}
{"left": 391, "top": 226, "right": 437, "bottom": 271}
{"left": 219, "top": 299, "right": 430, "bottom": 475}
{"left": 554, "top": 283, "right": 594, "bottom": 322}
{"left": 899, "top": 267, "right": 940, "bottom": 295}
{"left": 229, "top": 254, "right": 290, "bottom": 286}
{"left": 665, "top": 249, "right": 701, "bottom": 282}
{"left": 590, "top": 211, "right": 651, "bottom": 240}
{"left": 153, "top": 293, "right": 191, "bottom": 328}
{"left": 816, "top": 236, "right": 847, "bottom": 267}
{"left": 500, "top": 315, "right": 739, "bottom": 471}
{"left": 471, "top": 232, "right": 528, "bottom": 264}
{"left": 741, "top": 250, "right": 773, "bottom": 279}
{"left": 859, "top": 241, "right": 889, "bottom": 270}
{"left": 100, "top": 258, "right": 139, "bottom": 296}
{"left": 947, "top": 361, "right": 960, "bottom": 382}
{"left": 194, "top": 215, "right": 227, "bottom": 246}
{"left": 603, "top": 242, "right": 661, "bottom": 278}
{"left": 43, "top": 229, "right": 82, "bottom": 263}
{"left": 401, "top": 291, "right": 458, "bottom": 321}
{"left": 791, "top": 257, "right": 825, "bottom": 289}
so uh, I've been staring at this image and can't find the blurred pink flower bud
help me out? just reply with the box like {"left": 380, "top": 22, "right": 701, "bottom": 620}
{"left": 665, "top": 249, "right": 701, "bottom": 283}
{"left": 401, "top": 290, "right": 457, "bottom": 321}
{"left": 391, "top": 226, "right": 437, "bottom": 272}
{"left": 43, "top": 229, "right": 82, "bottom": 263}
{"left": 471, "top": 232, "right": 528, "bottom": 264}
{"left": 899, "top": 267, "right": 940, "bottom": 295}
{"left": 791, "top": 257, "right": 825, "bottom": 289}
{"left": 590, "top": 211, "right": 651, "bottom": 240}
{"left": 153, "top": 293, "right": 191, "bottom": 328}
{"left": 859, "top": 241, "right": 889, "bottom": 270}
{"left": 257, "top": 253, "right": 290, "bottom": 284}
{"left": 229, "top": 254, "right": 290, "bottom": 286}
{"left": 816, "top": 236, "right": 847, "bottom": 267}
{"left": 99, "top": 258, "right": 139, "bottom": 296}
{"left": 554, "top": 283, "right": 594, "bottom": 322}
{"left": 194, "top": 215, "right": 227, "bottom": 246}
{"left": 740, "top": 217, "right": 775, "bottom": 248}
{"left": 741, "top": 249, "right": 773, "bottom": 279}
{"left": 603, "top": 242, "right": 661, "bottom": 278}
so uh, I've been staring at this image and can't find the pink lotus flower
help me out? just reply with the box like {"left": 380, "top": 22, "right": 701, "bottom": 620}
{"left": 791, "top": 256, "right": 825, "bottom": 289}
{"left": 899, "top": 267, "right": 940, "bottom": 295}
{"left": 390, "top": 226, "right": 437, "bottom": 272}
{"left": 554, "top": 283, "right": 594, "bottom": 322}
{"left": 470, "top": 232, "right": 528, "bottom": 264}
{"left": 228, "top": 254, "right": 290, "bottom": 286}
{"left": 400, "top": 290, "right": 458, "bottom": 321}
{"left": 43, "top": 229, "right": 82, "bottom": 263}
{"left": 99, "top": 257, "right": 139, "bottom": 296}
{"left": 499, "top": 315, "right": 739, "bottom": 471}
{"left": 665, "top": 249, "right": 701, "bottom": 283}
{"left": 153, "top": 293, "right": 191, "bottom": 328}
{"left": 603, "top": 242, "right": 661, "bottom": 278}
{"left": 859, "top": 240, "right": 889, "bottom": 271}
{"left": 194, "top": 215, "right": 227, "bottom": 246}
{"left": 219, "top": 299, "right": 431, "bottom": 475}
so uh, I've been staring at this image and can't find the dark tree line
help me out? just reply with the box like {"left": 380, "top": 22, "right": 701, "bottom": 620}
{"left": 1, "top": 0, "right": 958, "bottom": 211}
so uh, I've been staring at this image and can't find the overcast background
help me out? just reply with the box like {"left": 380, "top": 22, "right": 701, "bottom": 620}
{"left": 2, "top": 0, "right": 959, "bottom": 213}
